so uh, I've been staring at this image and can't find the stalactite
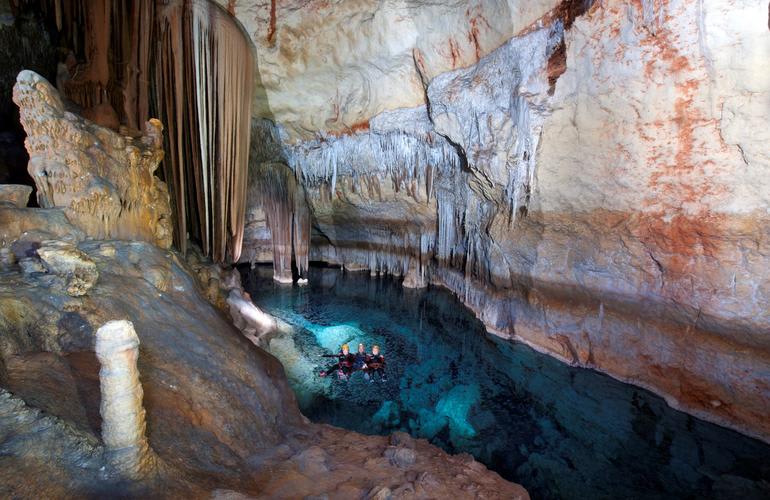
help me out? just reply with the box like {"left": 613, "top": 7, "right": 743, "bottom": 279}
{"left": 285, "top": 129, "right": 459, "bottom": 206}
{"left": 154, "top": 0, "right": 253, "bottom": 263}
{"left": 20, "top": 0, "right": 254, "bottom": 264}
{"left": 255, "top": 162, "right": 310, "bottom": 282}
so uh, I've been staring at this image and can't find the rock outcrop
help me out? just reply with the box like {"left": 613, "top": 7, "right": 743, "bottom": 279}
{"left": 12, "top": 70, "right": 172, "bottom": 248}
{"left": 216, "top": 0, "right": 560, "bottom": 139}
{"left": 231, "top": 0, "right": 770, "bottom": 444}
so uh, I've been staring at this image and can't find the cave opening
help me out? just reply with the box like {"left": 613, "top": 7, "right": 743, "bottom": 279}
{"left": 243, "top": 265, "right": 770, "bottom": 500}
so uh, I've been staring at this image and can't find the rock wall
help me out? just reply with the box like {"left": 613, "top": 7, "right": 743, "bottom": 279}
{"left": 234, "top": 0, "right": 770, "bottom": 444}
{"left": 215, "top": 0, "right": 560, "bottom": 139}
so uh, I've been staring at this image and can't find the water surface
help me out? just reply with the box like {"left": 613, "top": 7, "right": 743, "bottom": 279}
{"left": 243, "top": 265, "right": 770, "bottom": 500}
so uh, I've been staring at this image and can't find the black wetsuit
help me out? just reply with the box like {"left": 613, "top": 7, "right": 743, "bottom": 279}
{"left": 365, "top": 354, "right": 386, "bottom": 380}
{"left": 324, "top": 352, "right": 356, "bottom": 376}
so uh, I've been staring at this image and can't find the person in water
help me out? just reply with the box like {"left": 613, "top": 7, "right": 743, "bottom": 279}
{"left": 319, "top": 343, "right": 356, "bottom": 379}
{"left": 364, "top": 345, "right": 386, "bottom": 382}
{"left": 354, "top": 343, "right": 368, "bottom": 371}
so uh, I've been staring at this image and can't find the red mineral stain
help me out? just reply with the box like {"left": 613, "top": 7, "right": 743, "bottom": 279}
{"left": 547, "top": 41, "right": 567, "bottom": 95}
{"left": 466, "top": 9, "right": 491, "bottom": 62}
{"left": 635, "top": 213, "right": 725, "bottom": 261}
{"left": 326, "top": 120, "right": 370, "bottom": 138}
{"left": 448, "top": 38, "right": 460, "bottom": 68}
{"left": 267, "top": 0, "right": 277, "bottom": 45}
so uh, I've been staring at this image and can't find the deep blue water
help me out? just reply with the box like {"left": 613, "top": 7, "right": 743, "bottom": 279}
{"left": 242, "top": 265, "right": 770, "bottom": 500}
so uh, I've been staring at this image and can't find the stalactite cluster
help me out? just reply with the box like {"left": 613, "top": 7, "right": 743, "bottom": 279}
{"left": 254, "top": 162, "right": 310, "bottom": 282}
{"left": 154, "top": 0, "right": 253, "bottom": 262}
{"left": 285, "top": 129, "right": 459, "bottom": 205}
{"left": 13, "top": 0, "right": 254, "bottom": 263}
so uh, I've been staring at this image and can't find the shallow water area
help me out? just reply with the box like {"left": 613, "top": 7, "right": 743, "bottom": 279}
{"left": 243, "top": 265, "right": 770, "bottom": 500}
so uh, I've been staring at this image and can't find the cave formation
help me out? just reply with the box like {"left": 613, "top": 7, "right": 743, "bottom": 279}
{"left": 0, "top": 0, "right": 769, "bottom": 498}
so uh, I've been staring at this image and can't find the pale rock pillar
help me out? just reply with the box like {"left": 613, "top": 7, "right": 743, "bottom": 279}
{"left": 95, "top": 320, "right": 156, "bottom": 479}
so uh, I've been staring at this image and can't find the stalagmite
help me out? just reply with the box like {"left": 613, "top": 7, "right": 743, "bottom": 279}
{"left": 95, "top": 320, "right": 157, "bottom": 480}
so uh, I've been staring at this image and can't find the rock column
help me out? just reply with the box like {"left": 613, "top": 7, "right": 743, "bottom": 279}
{"left": 95, "top": 320, "right": 155, "bottom": 479}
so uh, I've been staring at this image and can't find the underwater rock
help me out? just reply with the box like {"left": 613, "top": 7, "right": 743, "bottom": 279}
{"left": 13, "top": 70, "right": 172, "bottom": 248}
{"left": 311, "top": 324, "right": 363, "bottom": 353}
{"left": 373, "top": 402, "right": 402, "bottom": 429}
{"left": 0, "top": 184, "right": 31, "bottom": 207}
{"left": 383, "top": 446, "right": 417, "bottom": 468}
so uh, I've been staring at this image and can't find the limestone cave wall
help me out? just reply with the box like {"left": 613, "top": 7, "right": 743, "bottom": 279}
{"left": 229, "top": 0, "right": 770, "bottom": 444}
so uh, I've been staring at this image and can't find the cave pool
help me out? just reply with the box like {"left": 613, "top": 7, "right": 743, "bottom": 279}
{"left": 242, "top": 265, "right": 770, "bottom": 500}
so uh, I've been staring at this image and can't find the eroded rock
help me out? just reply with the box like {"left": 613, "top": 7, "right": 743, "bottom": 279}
{"left": 12, "top": 70, "right": 172, "bottom": 248}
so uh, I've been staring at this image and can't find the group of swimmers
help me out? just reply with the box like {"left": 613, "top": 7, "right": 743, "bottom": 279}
{"left": 319, "top": 343, "right": 386, "bottom": 382}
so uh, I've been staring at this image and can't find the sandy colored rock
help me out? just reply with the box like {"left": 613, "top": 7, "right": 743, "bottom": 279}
{"left": 13, "top": 70, "right": 172, "bottom": 248}
{"left": 0, "top": 184, "right": 31, "bottom": 207}
{"left": 34, "top": 240, "right": 98, "bottom": 296}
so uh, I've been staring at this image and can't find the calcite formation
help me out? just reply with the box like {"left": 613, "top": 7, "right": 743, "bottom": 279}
{"left": 11, "top": 0, "right": 255, "bottom": 263}
{"left": 233, "top": 0, "right": 770, "bottom": 444}
{"left": 12, "top": 70, "right": 172, "bottom": 248}
{"left": 253, "top": 161, "right": 310, "bottom": 282}
{"left": 95, "top": 320, "right": 157, "bottom": 479}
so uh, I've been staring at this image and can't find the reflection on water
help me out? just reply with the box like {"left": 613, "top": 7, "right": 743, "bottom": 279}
{"left": 242, "top": 265, "right": 770, "bottom": 500}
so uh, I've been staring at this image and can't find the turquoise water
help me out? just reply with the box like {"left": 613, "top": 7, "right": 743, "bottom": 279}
{"left": 243, "top": 265, "right": 770, "bottom": 500}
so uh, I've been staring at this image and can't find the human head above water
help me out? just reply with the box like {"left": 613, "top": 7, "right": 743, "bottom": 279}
{"left": 358, "top": 343, "right": 365, "bottom": 353}
{"left": 372, "top": 345, "right": 380, "bottom": 355}
{"left": 341, "top": 344, "right": 349, "bottom": 354}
